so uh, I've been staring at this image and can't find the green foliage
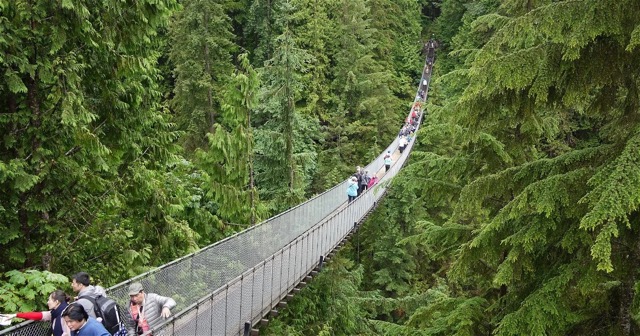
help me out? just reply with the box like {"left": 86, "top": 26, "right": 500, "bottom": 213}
{"left": 0, "top": 0, "right": 211, "bottom": 285}
{"left": 399, "top": 284, "right": 489, "bottom": 336}
{"left": 253, "top": 5, "right": 320, "bottom": 210}
{"left": 580, "top": 132, "right": 640, "bottom": 272}
{"left": 360, "top": 198, "right": 417, "bottom": 296}
{"left": 346, "top": 0, "right": 640, "bottom": 335}
{"left": 493, "top": 264, "right": 589, "bottom": 336}
{"left": 169, "top": 0, "right": 238, "bottom": 151}
{"left": 195, "top": 53, "right": 267, "bottom": 227}
{"left": 262, "top": 251, "right": 374, "bottom": 335}
{"left": 0, "top": 270, "right": 68, "bottom": 313}
{"left": 245, "top": 0, "right": 278, "bottom": 64}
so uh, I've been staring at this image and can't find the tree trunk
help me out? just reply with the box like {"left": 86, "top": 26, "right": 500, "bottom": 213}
{"left": 619, "top": 280, "right": 633, "bottom": 336}
{"left": 20, "top": 50, "right": 43, "bottom": 268}
{"left": 248, "top": 104, "right": 256, "bottom": 226}
{"left": 266, "top": 0, "right": 272, "bottom": 59}
{"left": 203, "top": 11, "right": 214, "bottom": 128}
{"left": 619, "top": 213, "right": 640, "bottom": 336}
{"left": 283, "top": 33, "right": 295, "bottom": 195}
{"left": 499, "top": 250, "right": 508, "bottom": 297}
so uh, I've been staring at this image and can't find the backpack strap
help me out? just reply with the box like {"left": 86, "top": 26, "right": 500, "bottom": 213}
{"left": 78, "top": 295, "right": 104, "bottom": 322}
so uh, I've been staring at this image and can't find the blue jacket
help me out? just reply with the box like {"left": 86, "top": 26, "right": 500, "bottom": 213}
{"left": 347, "top": 180, "right": 358, "bottom": 197}
{"left": 71, "top": 317, "right": 110, "bottom": 336}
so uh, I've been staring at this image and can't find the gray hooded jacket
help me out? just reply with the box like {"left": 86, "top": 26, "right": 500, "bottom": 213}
{"left": 76, "top": 285, "right": 107, "bottom": 319}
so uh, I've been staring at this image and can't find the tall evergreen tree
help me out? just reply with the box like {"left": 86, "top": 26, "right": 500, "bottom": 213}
{"left": 0, "top": 0, "right": 206, "bottom": 282}
{"left": 308, "top": 0, "right": 411, "bottom": 189}
{"left": 288, "top": 0, "right": 333, "bottom": 121}
{"left": 253, "top": 0, "right": 318, "bottom": 211}
{"left": 196, "top": 54, "right": 266, "bottom": 227}
{"left": 169, "top": 0, "right": 237, "bottom": 151}
{"left": 246, "top": 0, "right": 277, "bottom": 64}
{"left": 447, "top": 1, "right": 640, "bottom": 334}
{"left": 349, "top": 0, "right": 640, "bottom": 335}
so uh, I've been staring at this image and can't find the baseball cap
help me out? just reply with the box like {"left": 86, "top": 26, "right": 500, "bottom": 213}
{"left": 128, "top": 282, "right": 144, "bottom": 296}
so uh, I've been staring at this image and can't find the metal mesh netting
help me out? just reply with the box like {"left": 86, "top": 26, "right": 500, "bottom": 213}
{"left": 1, "top": 52, "right": 434, "bottom": 336}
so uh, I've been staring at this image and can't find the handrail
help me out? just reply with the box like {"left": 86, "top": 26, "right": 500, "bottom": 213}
{"left": 0, "top": 43, "right": 436, "bottom": 336}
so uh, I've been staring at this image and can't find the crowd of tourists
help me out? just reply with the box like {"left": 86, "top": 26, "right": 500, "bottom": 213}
{"left": 346, "top": 93, "right": 425, "bottom": 203}
{"left": 0, "top": 272, "right": 175, "bottom": 336}
{"left": 347, "top": 166, "right": 380, "bottom": 203}
{"left": 345, "top": 36, "right": 434, "bottom": 203}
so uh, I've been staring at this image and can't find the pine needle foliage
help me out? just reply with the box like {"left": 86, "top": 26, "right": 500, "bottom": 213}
{"left": 169, "top": 0, "right": 237, "bottom": 151}
{"left": 195, "top": 53, "right": 267, "bottom": 229}
{"left": 262, "top": 252, "right": 374, "bottom": 335}
{"left": 253, "top": 0, "right": 320, "bottom": 211}
{"left": 351, "top": 0, "right": 640, "bottom": 335}
{"left": 0, "top": 0, "right": 209, "bottom": 282}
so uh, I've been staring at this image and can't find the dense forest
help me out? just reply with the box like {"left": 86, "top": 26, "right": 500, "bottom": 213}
{"left": 261, "top": 0, "right": 640, "bottom": 335}
{"left": 0, "top": 0, "right": 424, "bottom": 314}
{"left": 3, "top": 0, "right": 640, "bottom": 335}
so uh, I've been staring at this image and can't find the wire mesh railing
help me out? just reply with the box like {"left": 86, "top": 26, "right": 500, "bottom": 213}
{"left": 0, "top": 44, "right": 435, "bottom": 336}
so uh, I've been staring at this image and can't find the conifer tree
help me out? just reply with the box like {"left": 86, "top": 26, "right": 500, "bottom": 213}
{"left": 316, "top": 0, "right": 409, "bottom": 184}
{"left": 368, "top": 0, "right": 423, "bottom": 75}
{"left": 169, "top": 0, "right": 237, "bottom": 151}
{"left": 276, "top": 0, "right": 335, "bottom": 192}
{"left": 253, "top": 0, "right": 318, "bottom": 210}
{"left": 246, "top": 0, "right": 277, "bottom": 64}
{"left": 196, "top": 54, "right": 266, "bottom": 227}
{"left": 0, "top": 0, "right": 207, "bottom": 281}
{"left": 356, "top": 0, "right": 640, "bottom": 335}
{"left": 288, "top": 0, "right": 333, "bottom": 120}
{"left": 262, "top": 253, "right": 373, "bottom": 335}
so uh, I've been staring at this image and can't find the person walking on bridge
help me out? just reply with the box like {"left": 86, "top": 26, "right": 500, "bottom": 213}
{"left": 399, "top": 136, "right": 408, "bottom": 154}
{"left": 359, "top": 170, "right": 371, "bottom": 195}
{"left": 128, "top": 282, "right": 176, "bottom": 335}
{"left": 347, "top": 176, "right": 358, "bottom": 203}
{"left": 384, "top": 151, "right": 393, "bottom": 172}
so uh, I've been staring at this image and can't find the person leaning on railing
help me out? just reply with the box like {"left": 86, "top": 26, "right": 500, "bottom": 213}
{"left": 128, "top": 282, "right": 176, "bottom": 335}
{"left": 0, "top": 290, "right": 71, "bottom": 336}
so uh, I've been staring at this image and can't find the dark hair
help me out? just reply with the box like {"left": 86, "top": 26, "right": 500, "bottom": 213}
{"left": 72, "top": 272, "right": 90, "bottom": 286}
{"left": 62, "top": 303, "right": 88, "bottom": 322}
{"left": 50, "top": 290, "right": 70, "bottom": 304}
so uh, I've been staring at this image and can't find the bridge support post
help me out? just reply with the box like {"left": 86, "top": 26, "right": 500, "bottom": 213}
{"left": 356, "top": 222, "right": 361, "bottom": 264}
{"left": 318, "top": 256, "right": 324, "bottom": 271}
{"left": 244, "top": 321, "right": 251, "bottom": 336}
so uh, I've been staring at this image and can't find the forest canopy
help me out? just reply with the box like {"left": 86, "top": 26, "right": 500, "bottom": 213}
{"left": 262, "top": 0, "right": 640, "bottom": 335}
{"left": 0, "top": 0, "right": 422, "bottom": 313}
{"left": 4, "top": 0, "right": 640, "bottom": 335}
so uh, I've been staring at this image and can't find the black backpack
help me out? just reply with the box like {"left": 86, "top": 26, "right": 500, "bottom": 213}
{"left": 82, "top": 295, "right": 128, "bottom": 335}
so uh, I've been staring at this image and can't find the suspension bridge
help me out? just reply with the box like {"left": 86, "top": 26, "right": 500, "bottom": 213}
{"left": 1, "top": 45, "right": 436, "bottom": 336}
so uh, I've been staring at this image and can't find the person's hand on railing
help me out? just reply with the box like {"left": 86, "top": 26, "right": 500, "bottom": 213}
{"left": 160, "top": 307, "right": 171, "bottom": 319}
{"left": 0, "top": 314, "right": 16, "bottom": 326}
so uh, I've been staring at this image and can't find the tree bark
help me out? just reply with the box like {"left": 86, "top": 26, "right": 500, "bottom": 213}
{"left": 618, "top": 213, "right": 640, "bottom": 336}
{"left": 248, "top": 101, "right": 256, "bottom": 226}
{"left": 619, "top": 280, "right": 633, "bottom": 336}
{"left": 203, "top": 11, "right": 215, "bottom": 128}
